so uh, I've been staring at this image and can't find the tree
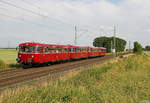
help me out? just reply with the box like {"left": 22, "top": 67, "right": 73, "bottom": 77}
{"left": 133, "top": 41, "right": 143, "bottom": 54}
{"left": 93, "top": 36, "right": 126, "bottom": 53}
{"left": 145, "top": 45, "right": 150, "bottom": 51}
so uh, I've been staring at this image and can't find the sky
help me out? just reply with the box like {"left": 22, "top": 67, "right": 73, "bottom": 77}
{"left": 0, "top": 0, "right": 150, "bottom": 48}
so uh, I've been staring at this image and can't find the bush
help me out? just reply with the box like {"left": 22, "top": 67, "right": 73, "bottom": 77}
{"left": 133, "top": 41, "right": 143, "bottom": 54}
{"left": 0, "top": 60, "right": 8, "bottom": 69}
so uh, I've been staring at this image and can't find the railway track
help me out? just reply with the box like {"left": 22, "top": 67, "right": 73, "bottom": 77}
{"left": 0, "top": 53, "right": 130, "bottom": 89}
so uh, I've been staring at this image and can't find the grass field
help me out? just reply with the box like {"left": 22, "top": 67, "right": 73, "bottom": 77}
{"left": 0, "top": 49, "right": 17, "bottom": 64}
{"left": 1, "top": 53, "right": 150, "bottom": 103}
{"left": 0, "top": 49, "right": 18, "bottom": 69}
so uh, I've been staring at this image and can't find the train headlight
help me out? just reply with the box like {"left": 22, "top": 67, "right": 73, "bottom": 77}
{"left": 31, "top": 55, "right": 34, "bottom": 58}
{"left": 19, "top": 55, "right": 21, "bottom": 57}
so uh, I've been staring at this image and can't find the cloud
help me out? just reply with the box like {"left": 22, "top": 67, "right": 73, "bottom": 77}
{"left": 0, "top": 0, "right": 150, "bottom": 48}
{"left": 145, "top": 29, "right": 150, "bottom": 32}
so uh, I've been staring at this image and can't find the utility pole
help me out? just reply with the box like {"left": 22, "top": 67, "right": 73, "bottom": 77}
{"left": 74, "top": 26, "right": 77, "bottom": 45}
{"left": 111, "top": 40, "right": 112, "bottom": 53}
{"left": 113, "top": 25, "right": 116, "bottom": 57}
{"left": 129, "top": 41, "right": 131, "bottom": 51}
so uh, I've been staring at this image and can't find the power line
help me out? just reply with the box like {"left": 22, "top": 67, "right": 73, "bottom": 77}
{"left": 0, "top": 13, "right": 59, "bottom": 30}
{"left": 20, "top": 0, "right": 41, "bottom": 10}
{"left": 100, "top": 28, "right": 110, "bottom": 36}
{"left": 20, "top": 0, "right": 75, "bottom": 27}
{"left": 77, "top": 29, "right": 88, "bottom": 39}
{"left": 0, "top": 0, "right": 73, "bottom": 26}
{"left": 1, "top": 0, "right": 99, "bottom": 31}
{"left": 0, "top": 0, "right": 44, "bottom": 16}
{"left": 0, "top": 6, "right": 55, "bottom": 29}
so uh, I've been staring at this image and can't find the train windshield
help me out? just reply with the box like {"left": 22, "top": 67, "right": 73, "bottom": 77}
{"left": 19, "top": 46, "right": 35, "bottom": 53}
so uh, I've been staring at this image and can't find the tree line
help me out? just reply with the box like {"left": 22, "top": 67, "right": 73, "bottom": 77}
{"left": 93, "top": 36, "right": 126, "bottom": 53}
{"left": 93, "top": 36, "right": 147, "bottom": 54}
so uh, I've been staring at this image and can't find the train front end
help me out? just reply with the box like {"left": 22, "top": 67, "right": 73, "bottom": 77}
{"left": 16, "top": 43, "right": 41, "bottom": 65}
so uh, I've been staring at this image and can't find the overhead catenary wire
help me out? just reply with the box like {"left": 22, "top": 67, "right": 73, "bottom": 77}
{"left": 0, "top": 0, "right": 99, "bottom": 30}
{"left": 0, "top": 0, "right": 103, "bottom": 32}
{"left": 0, "top": 0, "right": 73, "bottom": 27}
{"left": 0, "top": 5, "right": 59, "bottom": 29}
{"left": 20, "top": 0, "right": 42, "bottom": 10}
{"left": 20, "top": 0, "right": 76, "bottom": 28}
{"left": 0, "top": 13, "right": 62, "bottom": 31}
{"left": 0, "top": 0, "right": 104, "bottom": 46}
{"left": 100, "top": 28, "right": 110, "bottom": 36}
{"left": 77, "top": 29, "right": 88, "bottom": 39}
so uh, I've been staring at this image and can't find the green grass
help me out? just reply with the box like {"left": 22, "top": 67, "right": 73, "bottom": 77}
{"left": 0, "top": 49, "right": 17, "bottom": 64}
{"left": 0, "top": 60, "right": 8, "bottom": 70}
{"left": 1, "top": 54, "right": 150, "bottom": 103}
{"left": 0, "top": 49, "right": 18, "bottom": 69}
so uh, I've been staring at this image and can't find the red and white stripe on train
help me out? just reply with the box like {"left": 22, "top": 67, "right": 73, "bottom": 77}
{"left": 16, "top": 42, "right": 106, "bottom": 65}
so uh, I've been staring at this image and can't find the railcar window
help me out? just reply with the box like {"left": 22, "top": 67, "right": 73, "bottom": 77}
{"left": 62, "top": 48, "right": 65, "bottom": 53}
{"left": 83, "top": 48, "right": 87, "bottom": 52}
{"left": 19, "top": 46, "right": 34, "bottom": 53}
{"left": 64, "top": 48, "right": 68, "bottom": 53}
{"left": 80, "top": 48, "right": 83, "bottom": 52}
{"left": 69, "top": 48, "right": 71, "bottom": 52}
{"left": 72, "top": 48, "right": 75, "bottom": 52}
{"left": 44, "top": 47, "right": 49, "bottom": 53}
{"left": 89, "top": 48, "right": 92, "bottom": 52}
{"left": 102, "top": 49, "right": 106, "bottom": 52}
{"left": 76, "top": 48, "right": 81, "bottom": 52}
{"left": 69, "top": 48, "right": 75, "bottom": 52}
{"left": 49, "top": 47, "right": 55, "bottom": 53}
{"left": 92, "top": 49, "right": 94, "bottom": 52}
{"left": 56, "top": 47, "right": 62, "bottom": 53}
{"left": 35, "top": 46, "right": 41, "bottom": 53}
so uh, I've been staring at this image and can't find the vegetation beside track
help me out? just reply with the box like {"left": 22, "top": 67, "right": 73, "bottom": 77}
{"left": 0, "top": 49, "right": 17, "bottom": 64}
{"left": 0, "top": 60, "right": 8, "bottom": 70}
{"left": 0, "top": 49, "right": 20, "bottom": 69}
{"left": 1, "top": 53, "right": 150, "bottom": 103}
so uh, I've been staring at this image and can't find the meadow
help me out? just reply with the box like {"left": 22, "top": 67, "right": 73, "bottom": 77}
{"left": 1, "top": 53, "right": 150, "bottom": 103}
{"left": 0, "top": 49, "right": 18, "bottom": 69}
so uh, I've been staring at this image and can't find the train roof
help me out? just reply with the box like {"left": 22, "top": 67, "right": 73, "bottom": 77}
{"left": 19, "top": 42, "right": 106, "bottom": 49}
{"left": 19, "top": 42, "right": 70, "bottom": 48}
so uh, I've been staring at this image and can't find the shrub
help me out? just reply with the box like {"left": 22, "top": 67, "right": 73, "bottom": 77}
{"left": 133, "top": 41, "right": 143, "bottom": 54}
{"left": 0, "top": 60, "right": 8, "bottom": 69}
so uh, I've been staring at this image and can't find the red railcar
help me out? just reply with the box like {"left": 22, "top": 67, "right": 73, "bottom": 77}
{"left": 16, "top": 42, "right": 106, "bottom": 65}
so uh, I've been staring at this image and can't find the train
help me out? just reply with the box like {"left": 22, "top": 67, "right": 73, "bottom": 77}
{"left": 16, "top": 42, "right": 106, "bottom": 66}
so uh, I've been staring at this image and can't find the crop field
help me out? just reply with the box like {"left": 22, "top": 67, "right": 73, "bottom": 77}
{"left": 0, "top": 49, "right": 17, "bottom": 64}
{"left": 0, "top": 49, "right": 18, "bottom": 69}
{"left": 1, "top": 53, "right": 150, "bottom": 103}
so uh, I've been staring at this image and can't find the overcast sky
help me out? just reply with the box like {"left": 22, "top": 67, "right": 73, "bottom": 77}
{"left": 0, "top": 0, "right": 150, "bottom": 48}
